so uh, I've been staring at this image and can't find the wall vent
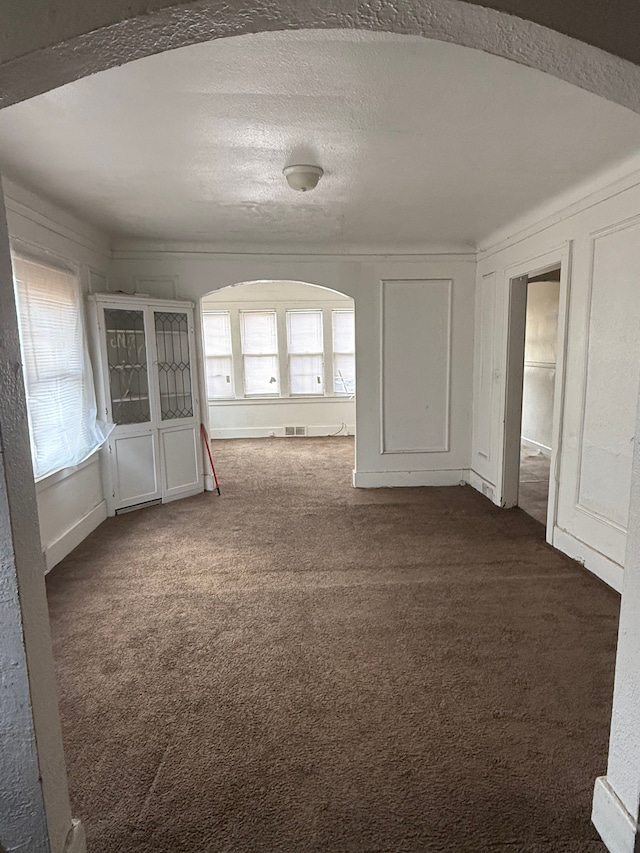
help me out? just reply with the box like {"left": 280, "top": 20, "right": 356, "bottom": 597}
{"left": 295, "top": 426, "right": 307, "bottom": 436}
{"left": 284, "top": 426, "right": 307, "bottom": 436}
{"left": 285, "top": 426, "right": 295, "bottom": 436}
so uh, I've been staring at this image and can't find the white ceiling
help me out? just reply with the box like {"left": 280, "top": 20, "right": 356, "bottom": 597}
{"left": 1, "top": 29, "right": 640, "bottom": 250}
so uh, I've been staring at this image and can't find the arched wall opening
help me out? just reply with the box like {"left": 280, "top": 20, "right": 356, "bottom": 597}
{"left": 1, "top": 7, "right": 640, "bottom": 853}
{"left": 199, "top": 278, "right": 356, "bottom": 465}
{"left": 2, "top": 0, "right": 640, "bottom": 115}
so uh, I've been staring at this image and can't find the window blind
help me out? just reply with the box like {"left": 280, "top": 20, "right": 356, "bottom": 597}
{"left": 287, "top": 310, "right": 324, "bottom": 395}
{"left": 203, "top": 311, "right": 234, "bottom": 398}
{"left": 13, "top": 255, "right": 110, "bottom": 480}
{"left": 241, "top": 311, "right": 279, "bottom": 395}
{"left": 332, "top": 310, "right": 355, "bottom": 395}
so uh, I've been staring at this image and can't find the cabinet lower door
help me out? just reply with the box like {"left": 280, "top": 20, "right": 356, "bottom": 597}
{"left": 110, "top": 430, "right": 161, "bottom": 512}
{"left": 159, "top": 424, "right": 201, "bottom": 502}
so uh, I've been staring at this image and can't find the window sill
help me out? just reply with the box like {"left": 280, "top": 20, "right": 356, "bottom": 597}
{"left": 207, "top": 396, "right": 353, "bottom": 406}
{"left": 35, "top": 451, "right": 101, "bottom": 495}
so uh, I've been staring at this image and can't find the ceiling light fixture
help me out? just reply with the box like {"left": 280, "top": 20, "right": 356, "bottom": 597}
{"left": 283, "top": 164, "right": 324, "bottom": 192}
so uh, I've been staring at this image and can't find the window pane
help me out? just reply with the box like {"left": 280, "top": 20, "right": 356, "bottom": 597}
{"left": 104, "top": 308, "right": 151, "bottom": 424}
{"left": 287, "top": 310, "right": 323, "bottom": 354}
{"left": 155, "top": 311, "right": 194, "bottom": 420}
{"left": 13, "top": 255, "right": 110, "bottom": 479}
{"left": 203, "top": 311, "right": 232, "bottom": 355}
{"left": 334, "top": 353, "right": 356, "bottom": 395}
{"left": 244, "top": 355, "right": 279, "bottom": 395}
{"left": 290, "top": 354, "right": 324, "bottom": 395}
{"left": 207, "top": 356, "right": 234, "bottom": 398}
{"left": 241, "top": 311, "right": 277, "bottom": 354}
{"left": 332, "top": 310, "right": 355, "bottom": 353}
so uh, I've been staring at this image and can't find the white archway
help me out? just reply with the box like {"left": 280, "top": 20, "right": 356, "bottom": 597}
{"left": 2, "top": 5, "right": 640, "bottom": 853}
{"left": 1, "top": 0, "right": 640, "bottom": 114}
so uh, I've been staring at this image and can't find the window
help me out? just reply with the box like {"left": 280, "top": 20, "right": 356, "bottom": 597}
{"left": 241, "top": 311, "right": 280, "bottom": 396}
{"left": 13, "top": 254, "right": 109, "bottom": 480}
{"left": 202, "top": 301, "right": 356, "bottom": 401}
{"left": 287, "top": 310, "right": 324, "bottom": 395}
{"left": 332, "top": 309, "right": 356, "bottom": 395}
{"left": 203, "top": 311, "right": 234, "bottom": 399}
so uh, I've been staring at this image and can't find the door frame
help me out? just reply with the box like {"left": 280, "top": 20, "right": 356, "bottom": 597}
{"left": 499, "top": 243, "right": 572, "bottom": 544}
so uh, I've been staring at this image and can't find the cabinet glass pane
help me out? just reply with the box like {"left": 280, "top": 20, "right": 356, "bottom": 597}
{"left": 104, "top": 308, "right": 151, "bottom": 424}
{"left": 154, "top": 311, "right": 194, "bottom": 420}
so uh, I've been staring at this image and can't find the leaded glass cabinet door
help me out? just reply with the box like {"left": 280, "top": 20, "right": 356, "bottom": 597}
{"left": 152, "top": 308, "right": 201, "bottom": 503}
{"left": 98, "top": 301, "right": 161, "bottom": 514}
{"left": 103, "top": 307, "right": 151, "bottom": 425}
{"left": 153, "top": 310, "right": 194, "bottom": 421}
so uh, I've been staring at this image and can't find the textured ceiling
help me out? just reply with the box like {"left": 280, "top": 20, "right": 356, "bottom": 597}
{"left": 1, "top": 29, "right": 640, "bottom": 250}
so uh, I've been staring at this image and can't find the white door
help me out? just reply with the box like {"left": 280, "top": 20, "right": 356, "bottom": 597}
{"left": 150, "top": 307, "right": 203, "bottom": 501}
{"left": 100, "top": 303, "right": 162, "bottom": 512}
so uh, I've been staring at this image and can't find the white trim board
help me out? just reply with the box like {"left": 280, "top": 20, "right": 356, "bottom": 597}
{"left": 63, "top": 820, "right": 87, "bottom": 853}
{"left": 592, "top": 776, "right": 638, "bottom": 853}
{"left": 353, "top": 469, "right": 469, "bottom": 489}
{"left": 467, "top": 469, "right": 498, "bottom": 505}
{"left": 44, "top": 500, "right": 107, "bottom": 573}
{"left": 552, "top": 527, "right": 623, "bottom": 593}
{"left": 210, "top": 426, "right": 355, "bottom": 439}
{"left": 521, "top": 437, "right": 552, "bottom": 455}
{"left": 478, "top": 150, "right": 640, "bottom": 258}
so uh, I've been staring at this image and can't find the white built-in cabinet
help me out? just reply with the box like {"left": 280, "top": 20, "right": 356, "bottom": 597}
{"left": 89, "top": 294, "right": 203, "bottom": 515}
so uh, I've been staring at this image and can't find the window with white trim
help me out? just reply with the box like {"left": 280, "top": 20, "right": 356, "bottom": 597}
{"left": 203, "top": 311, "right": 234, "bottom": 399}
{"left": 12, "top": 254, "right": 110, "bottom": 480}
{"left": 332, "top": 309, "right": 356, "bottom": 396}
{"left": 240, "top": 310, "right": 280, "bottom": 396}
{"left": 202, "top": 302, "right": 355, "bottom": 401}
{"left": 287, "top": 309, "right": 324, "bottom": 395}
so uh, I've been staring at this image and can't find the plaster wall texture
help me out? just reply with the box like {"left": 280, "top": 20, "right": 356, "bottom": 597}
{"left": 605, "top": 387, "right": 640, "bottom": 823}
{"left": 202, "top": 281, "right": 355, "bottom": 439}
{"left": 3, "top": 178, "right": 111, "bottom": 570}
{"left": 473, "top": 163, "right": 640, "bottom": 588}
{"left": 110, "top": 252, "right": 476, "bottom": 486}
{"left": 0, "top": 185, "right": 73, "bottom": 853}
{"left": 2, "top": 0, "right": 640, "bottom": 118}
{"left": 521, "top": 280, "right": 559, "bottom": 451}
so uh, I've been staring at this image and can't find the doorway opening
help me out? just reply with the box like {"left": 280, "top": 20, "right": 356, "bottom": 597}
{"left": 501, "top": 250, "right": 570, "bottom": 541}
{"left": 199, "top": 279, "right": 356, "bottom": 462}
{"left": 518, "top": 267, "right": 561, "bottom": 525}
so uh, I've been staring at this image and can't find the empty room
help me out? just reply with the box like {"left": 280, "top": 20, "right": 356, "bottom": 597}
{"left": 3, "top": 8, "right": 640, "bottom": 853}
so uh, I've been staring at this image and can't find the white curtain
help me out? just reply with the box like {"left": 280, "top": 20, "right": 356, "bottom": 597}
{"left": 13, "top": 254, "right": 111, "bottom": 480}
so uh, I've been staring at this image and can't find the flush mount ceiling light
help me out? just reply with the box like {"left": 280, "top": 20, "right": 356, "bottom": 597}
{"left": 283, "top": 164, "right": 324, "bottom": 192}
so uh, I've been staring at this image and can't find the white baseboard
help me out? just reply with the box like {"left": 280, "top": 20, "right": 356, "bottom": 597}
{"left": 63, "top": 819, "right": 87, "bottom": 853}
{"left": 592, "top": 776, "right": 638, "bottom": 853}
{"left": 467, "top": 469, "right": 499, "bottom": 505}
{"left": 553, "top": 527, "right": 623, "bottom": 592}
{"left": 209, "top": 426, "right": 355, "bottom": 439}
{"left": 521, "top": 436, "right": 552, "bottom": 455}
{"left": 353, "top": 469, "right": 469, "bottom": 488}
{"left": 44, "top": 500, "right": 107, "bottom": 573}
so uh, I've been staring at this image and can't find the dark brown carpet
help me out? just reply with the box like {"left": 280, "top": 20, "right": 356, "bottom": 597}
{"left": 46, "top": 437, "right": 617, "bottom": 853}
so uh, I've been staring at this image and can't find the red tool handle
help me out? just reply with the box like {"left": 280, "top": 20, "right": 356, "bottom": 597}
{"left": 200, "top": 423, "right": 221, "bottom": 495}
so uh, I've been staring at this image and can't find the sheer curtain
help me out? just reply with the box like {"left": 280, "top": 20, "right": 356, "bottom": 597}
{"left": 13, "top": 254, "right": 111, "bottom": 480}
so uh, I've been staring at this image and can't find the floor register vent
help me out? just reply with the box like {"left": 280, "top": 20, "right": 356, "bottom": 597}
{"left": 285, "top": 426, "right": 307, "bottom": 436}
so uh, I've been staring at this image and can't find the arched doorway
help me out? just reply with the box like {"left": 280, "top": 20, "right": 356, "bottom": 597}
{"left": 2, "top": 9, "right": 640, "bottom": 853}
{"left": 200, "top": 280, "right": 355, "bottom": 445}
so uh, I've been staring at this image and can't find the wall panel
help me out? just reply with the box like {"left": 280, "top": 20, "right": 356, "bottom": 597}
{"left": 381, "top": 279, "right": 451, "bottom": 453}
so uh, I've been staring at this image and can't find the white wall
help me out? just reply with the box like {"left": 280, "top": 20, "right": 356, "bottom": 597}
{"left": 472, "top": 158, "right": 640, "bottom": 591}
{"left": 109, "top": 250, "right": 476, "bottom": 487}
{"left": 202, "top": 280, "right": 356, "bottom": 438}
{"left": 3, "top": 178, "right": 112, "bottom": 570}
{"left": 521, "top": 280, "right": 560, "bottom": 452}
